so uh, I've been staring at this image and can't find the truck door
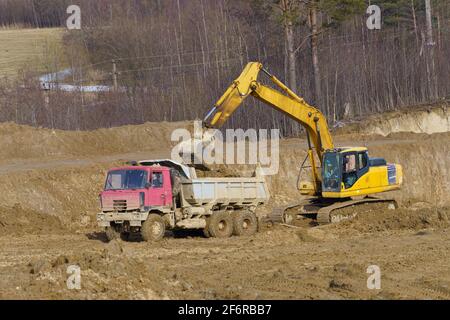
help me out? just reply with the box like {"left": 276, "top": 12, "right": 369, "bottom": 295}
{"left": 148, "top": 170, "right": 172, "bottom": 206}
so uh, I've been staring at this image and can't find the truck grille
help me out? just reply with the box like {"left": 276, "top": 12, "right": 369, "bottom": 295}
{"left": 113, "top": 200, "right": 127, "bottom": 211}
{"left": 102, "top": 196, "right": 140, "bottom": 212}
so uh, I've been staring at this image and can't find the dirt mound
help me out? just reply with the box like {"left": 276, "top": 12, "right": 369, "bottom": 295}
{"left": 0, "top": 163, "right": 119, "bottom": 231}
{"left": 336, "top": 103, "right": 449, "bottom": 136}
{"left": 19, "top": 244, "right": 169, "bottom": 299}
{"left": 0, "top": 204, "right": 65, "bottom": 235}
{"left": 195, "top": 164, "right": 255, "bottom": 178}
{"left": 0, "top": 120, "right": 191, "bottom": 163}
{"left": 330, "top": 205, "right": 450, "bottom": 234}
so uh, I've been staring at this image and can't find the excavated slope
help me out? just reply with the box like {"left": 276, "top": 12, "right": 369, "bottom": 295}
{"left": 336, "top": 103, "right": 449, "bottom": 136}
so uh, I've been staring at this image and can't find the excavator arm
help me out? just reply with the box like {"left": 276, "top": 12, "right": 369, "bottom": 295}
{"left": 203, "top": 62, "right": 333, "bottom": 194}
{"left": 203, "top": 62, "right": 333, "bottom": 159}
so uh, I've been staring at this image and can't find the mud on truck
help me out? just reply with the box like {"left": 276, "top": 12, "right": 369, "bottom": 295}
{"left": 97, "top": 160, "right": 269, "bottom": 242}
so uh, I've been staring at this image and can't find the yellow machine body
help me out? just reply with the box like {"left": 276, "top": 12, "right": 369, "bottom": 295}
{"left": 321, "top": 147, "right": 403, "bottom": 198}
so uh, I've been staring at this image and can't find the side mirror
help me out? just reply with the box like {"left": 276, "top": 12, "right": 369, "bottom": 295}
{"left": 145, "top": 182, "right": 151, "bottom": 189}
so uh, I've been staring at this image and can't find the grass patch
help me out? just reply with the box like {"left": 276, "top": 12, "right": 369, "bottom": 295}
{"left": 0, "top": 28, "right": 65, "bottom": 79}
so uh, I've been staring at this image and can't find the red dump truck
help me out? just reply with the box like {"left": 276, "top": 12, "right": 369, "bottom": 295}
{"left": 97, "top": 160, "right": 269, "bottom": 241}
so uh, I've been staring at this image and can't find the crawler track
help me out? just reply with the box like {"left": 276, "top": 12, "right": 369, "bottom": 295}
{"left": 269, "top": 197, "right": 398, "bottom": 225}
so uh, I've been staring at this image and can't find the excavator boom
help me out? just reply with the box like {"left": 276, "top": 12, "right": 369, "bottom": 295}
{"left": 203, "top": 62, "right": 334, "bottom": 194}
{"left": 204, "top": 62, "right": 333, "bottom": 160}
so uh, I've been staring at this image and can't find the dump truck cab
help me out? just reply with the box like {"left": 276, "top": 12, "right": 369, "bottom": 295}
{"left": 97, "top": 165, "right": 178, "bottom": 242}
{"left": 97, "top": 160, "right": 269, "bottom": 242}
{"left": 100, "top": 165, "right": 174, "bottom": 214}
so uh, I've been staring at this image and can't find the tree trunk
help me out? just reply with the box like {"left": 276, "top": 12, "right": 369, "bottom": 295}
{"left": 411, "top": 0, "right": 419, "bottom": 48}
{"left": 425, "top": 0, "right": 437, "bottom": 99}
{"left": 285, "top": 20, "right": 297, "bottom": 92}
{"left": 310, "top": 3, "right": 321, "bottom": 106}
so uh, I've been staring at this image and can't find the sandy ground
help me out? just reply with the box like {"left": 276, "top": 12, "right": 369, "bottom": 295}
{"left": 0, "top": 106, "right": 449, "bottom": 299}
{"left": 0, "top": 210, "right": 449, "bottom": 300}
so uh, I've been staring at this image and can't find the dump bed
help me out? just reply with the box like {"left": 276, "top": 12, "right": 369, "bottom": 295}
{"left": 137, "top": 159, "right": 270, "bottom": 207}
{"left": 181, "top": 177, "right": 269, "bottom": 206}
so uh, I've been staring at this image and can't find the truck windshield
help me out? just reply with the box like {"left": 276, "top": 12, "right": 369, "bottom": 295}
{"left": 105, "top": 170, "right": 148, "bottom": 190}
{"left": 322, "top": 152, "right": 341, "bottom": 192}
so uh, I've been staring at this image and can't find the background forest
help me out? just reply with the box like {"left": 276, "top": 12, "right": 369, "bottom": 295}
{"left": 0, "top": 0, "right": 448, "bottom": 134}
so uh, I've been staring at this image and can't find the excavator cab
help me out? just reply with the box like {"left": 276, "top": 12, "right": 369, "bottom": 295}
{"left": 321, "top": 147, "right": 402, "bottom": 199}
{"left": 322, "top": 148, "right": 370, "bottom": 193}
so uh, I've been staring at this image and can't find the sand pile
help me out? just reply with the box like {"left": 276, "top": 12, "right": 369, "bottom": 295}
{"left": 0, "top": 120, "right": 191, "bottom": 162}
{"left": 329, "top": 205, "right": 450, "bottom": 234}
{"left": 0, "top": 204, "right": 66, "bottom": 235}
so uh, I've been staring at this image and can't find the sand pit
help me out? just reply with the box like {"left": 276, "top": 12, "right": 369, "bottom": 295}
{"left": 0, "top": 104, "right": 449, "bottom": 299}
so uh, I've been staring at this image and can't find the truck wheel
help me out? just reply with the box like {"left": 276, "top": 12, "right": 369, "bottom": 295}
{"left": 120, "top": 232, "right": 130, "bottom": 241}
{"left": 141, "top": 214, "right": 166, "bottom": 242}
{"left": 208, "top": 212, "right": 233, "bottom": 238}
{"left": 203, "top": 228, "right": 211, "bottom": 238}
{"left": 233, "top": 210, "right": 258, "bottom": 236}
{"left": 105, "top": 226, "right": 120, "bottom": 242}
{"left": 203, "top": 217, "right": 211, "bottom": 238}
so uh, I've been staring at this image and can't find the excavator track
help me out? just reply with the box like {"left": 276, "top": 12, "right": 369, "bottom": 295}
{"left": 316, "top": 197, "right": 398, "bottom": 225}
{"left": 268, "top": 197, "right": 398, "bottom": 225}
{"left": 267, "top": 198, "right": 320, "bottom": 224}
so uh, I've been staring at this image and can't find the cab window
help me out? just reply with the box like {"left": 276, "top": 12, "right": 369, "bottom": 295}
{"left": 323, "top": 152, "right": 340, "bottom": 191}
{"left": 343, "top": 153, "right": 357, "bottom": 188}
{"left": 358, "top": 152, "right": 368, "bottom": 170}
{"left": 151, "top": 172, "right": 164, "bottom": 188}
{"left": 344, "top": 154, "right": 357, "bottom": 173}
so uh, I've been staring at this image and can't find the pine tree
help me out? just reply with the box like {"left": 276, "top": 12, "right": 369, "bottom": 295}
{"left": 367, "top": 0, "right": 440, "bottom": 31}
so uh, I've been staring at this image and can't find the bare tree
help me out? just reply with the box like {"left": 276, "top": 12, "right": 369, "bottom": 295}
{"left": 0, "top": 0, "right": 448, "bottom": 134}
{"left": 425, "top": 0, "right": 437, "bottom": 99}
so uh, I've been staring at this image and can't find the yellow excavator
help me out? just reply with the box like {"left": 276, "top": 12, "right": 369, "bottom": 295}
{"left": 202, "top": 62, "right": 403, "bottom": 224}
